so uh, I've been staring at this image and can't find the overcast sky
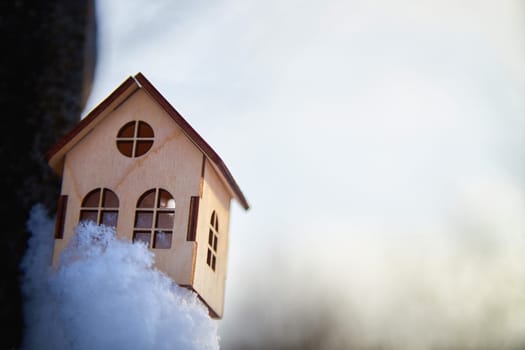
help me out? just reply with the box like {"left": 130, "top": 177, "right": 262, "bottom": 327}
{"left": 87, "top": 1, "right": 525, "bottom": 347}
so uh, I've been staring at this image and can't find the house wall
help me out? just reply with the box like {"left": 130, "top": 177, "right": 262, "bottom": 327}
{"left": 192, "top": 159, "right": 232, "bottom": 318}
{"left": 52, "top": 89, "right": 203, "bottom": 286}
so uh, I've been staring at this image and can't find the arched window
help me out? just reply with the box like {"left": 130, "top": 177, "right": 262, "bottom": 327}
{"left": 116, "top": 120, "right": 154, "bottom": 158}
{"left": 207, "top": 211, "right": 219, "bottom": 271}
{"left": 79, "top": 188, "right": 119, "bottom": 227}
{"left": 133, "top": 188, "right": 174, "bottom": 249}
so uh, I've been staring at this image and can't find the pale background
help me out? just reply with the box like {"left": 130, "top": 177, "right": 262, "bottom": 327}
{"left": 85, "top": 1, "right": 525, "bottom": 348}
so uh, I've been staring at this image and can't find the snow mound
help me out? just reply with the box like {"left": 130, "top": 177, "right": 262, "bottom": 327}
{"left": 21, "top": 204, "right": 219, "bottom": 350}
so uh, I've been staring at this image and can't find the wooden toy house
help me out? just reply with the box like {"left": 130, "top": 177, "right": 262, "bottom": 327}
{"left": 46, "top": 73, "right": 249, "bottom": 318}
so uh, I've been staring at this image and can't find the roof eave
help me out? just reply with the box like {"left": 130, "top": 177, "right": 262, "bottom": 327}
{"left": 45, "top": 73, "right": 249, "bottom": 210}
{"left": 46, "top": 76, "right": 140, "bottom": 175}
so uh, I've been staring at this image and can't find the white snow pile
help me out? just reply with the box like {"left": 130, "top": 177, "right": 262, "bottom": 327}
{"left": 20, "top": 204, "right": 219, "bottom": 350}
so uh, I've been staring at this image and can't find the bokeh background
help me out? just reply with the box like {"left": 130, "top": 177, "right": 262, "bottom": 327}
{"left": 3, "top": 1, "right": 525, "bottom": 349}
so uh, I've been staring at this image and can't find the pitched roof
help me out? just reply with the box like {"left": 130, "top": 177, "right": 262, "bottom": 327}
{"left": 46, "top": 73, "right": 249, "bottom": 210}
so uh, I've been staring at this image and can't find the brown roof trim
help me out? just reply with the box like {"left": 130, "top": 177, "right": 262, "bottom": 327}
{"left": 45, "top": 76, "right": 137, "bottom": 163}
{"left": 46, "top": 73, "right": 249, "bottom": 210}
{"left": 134, "top": 73, "right": 249, "bottom": 210}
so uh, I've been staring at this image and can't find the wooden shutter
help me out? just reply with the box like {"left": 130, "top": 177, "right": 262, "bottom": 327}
{"left": 186, "top": 196, "right": 199, "bottom": 241}
{"left": 54, "top": 195, "right": 68, "bottom": 239}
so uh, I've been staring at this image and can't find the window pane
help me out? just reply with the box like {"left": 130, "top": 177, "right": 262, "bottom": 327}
{"left": 135, "top": 211, "right": 153, "bottom": 228}
{"left": 208, "top": 230, "right": 213, "bottom": 246}
{"left": 158, "top": 190, "right": 174, "bottom": 208}
{"left": 118, "top": 121, "right": 135, "bottom": 138}
{"left": 153, "top": 231, "right": 172, "bottom": 249}
{"left": 212, "top": 255, "right": 216, "bottom": 271}
{"left": 213, "top": 236, "right": 218, "bottom": 252}
{"left": 207, "top": 249, "right": 212, "bottom": 265}
{"left": 133, "top": 231, "right": 151, "bottom": 246}
{"left": 138, "top": 189, "right": 156, "bottom": 208}
{"left": 101, "top": 211, "right": 118, "bottom": 227}
{"left": 117, "top": 141, "right": 133, "bottom": 157}
{"left": 82, "top": 189, "right": 100, "bottom": 207}
{"left": 156, "top": 212, "right": 174, "bottom": 229}
{"left": 138, "top": 121, "right": 154, "bottom": 137}
{"left": 135, "top": 141, "right": 153, "bottom": 157}
{"left": 80, "top": 210, "right": 98, "bottom": 223}
{"left": 102, "top": 189, "right": 119, "bottom": 207}
{"left": 210, "top": 211, "right": 219, "bottom": 231}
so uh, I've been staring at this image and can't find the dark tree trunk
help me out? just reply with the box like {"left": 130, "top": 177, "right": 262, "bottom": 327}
{"left": 0, "top": 1, "right": 97, "bottom": 347}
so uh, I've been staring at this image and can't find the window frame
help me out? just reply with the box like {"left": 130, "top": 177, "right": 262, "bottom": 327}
{"left": 116, "top": 120, "right": 154, "bottom": 158}
{"left": 79, "top": 188, "right": 119, "bottom": 228}
{"left": 207, "top": 211, "right": 219, "bottom": 271}
{"left": 133, "top": 188, "right": 175, "bottom": 249}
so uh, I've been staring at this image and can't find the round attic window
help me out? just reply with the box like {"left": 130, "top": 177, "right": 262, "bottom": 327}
{"left": 116, "top": 120, "right": 154, "bottom": 157}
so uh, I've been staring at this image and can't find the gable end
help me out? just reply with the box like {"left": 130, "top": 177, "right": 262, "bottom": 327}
{"left": 45, "top": 72, "right": 249, "bottom": 210}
